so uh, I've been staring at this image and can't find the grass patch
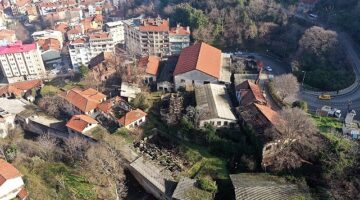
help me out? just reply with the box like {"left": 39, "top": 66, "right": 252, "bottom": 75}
{"left": 114, "top": 128, "right": 134, "bottom": 144}
{"left": 180, "top": 144, "right": 228, "bottom": 180}
{"left": 312, "top": 115, "right": 342, "bottom": 133}
{"left": 185, "top": 187, "right": 213, "bottom": 200}
{"left": 40, "top": 85, "right": 61, "bottom": 96}
{"left": 18, "top": 160, "right": 94, "bottom": 200}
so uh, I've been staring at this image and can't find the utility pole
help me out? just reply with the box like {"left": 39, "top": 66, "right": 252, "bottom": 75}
{"left": 301, "top": 71, "right": 306, "bottom": 86}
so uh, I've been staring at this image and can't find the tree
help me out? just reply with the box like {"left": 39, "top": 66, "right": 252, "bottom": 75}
{"left": 262, "top": 108, "right": 324, "bottom": 171}
{"left": 130, "top": 93, "right": 150, "bottom": 111}
{"left": 37, "top": 96, "right": 67, "bottom": 118}
{"left": 37, "top": 134, "right": 58, "bottom": 161}
{"left": 64, "top": 136, "right": 89, "bottom": 164}
{"left": 79, "top": 64, "right": 89, "bottom": 78}
{"left": 272, "top": 74, "right": 299, "bottom": 103}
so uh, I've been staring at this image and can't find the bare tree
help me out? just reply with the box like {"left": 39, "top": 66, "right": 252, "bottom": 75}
{"left": 86, "top": 142, "right": 127, "bottom": 199}
{"left": 37, "top": 96, "right": 66, "bottom": 118}
{"left": 262, "top": 108, "right": 324, "bottom": 171}
{"left": 64, "top": 136, "right": 89, "bottom": 164}
{"left": 37, "top": 134, "right": 58, "bottom": 160}
{"left": 272, "top": 74, "right": 299, "bottom": 103}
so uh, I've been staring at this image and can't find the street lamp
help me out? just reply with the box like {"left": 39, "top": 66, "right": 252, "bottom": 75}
{"left": 301, "top": 71, "right": 307, "bottom": 86}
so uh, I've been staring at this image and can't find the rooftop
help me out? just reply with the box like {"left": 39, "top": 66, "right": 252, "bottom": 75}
{"left": 0, "top": 98, "right": 28, "bottom": 115}
{"left": 118, "top": 108, "right": 147, "bottom": 126}
{"left": 0, "top": 159, "right": 22, "bottom": 186}
{"left": 169, "top": 25, "right": 190, "bottom": 35}
{"left": 60, "top": 88, "right": 106, "bottom": 113}
{"left": 236, "top": 80, "right": 267, "bottom": 106}
{"left": 230, "top": 173, "right": 311, "bottom": 200}
{"left": 138, "top": 56, "right": 160, "bottom": 76}
{"left": 66, "top": 114, "right": 98, "bottom": 133}
{"left": 0, "top": 80, "right": 43, "bottom": 96}
{"left": 157, "top": 56, "right": 178, "bottom": 83}
{"left": 195, "top": 83, "right": 236, "bottom": 121}
{"left": 0, "top": 41, "right": 36, "bottom": 54}
{"left": 174, "top": 42, "right": 222, "bottom": 79}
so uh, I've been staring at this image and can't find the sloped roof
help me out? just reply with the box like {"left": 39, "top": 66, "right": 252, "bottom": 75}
{"left": 97, "top": 96, "right": 123, "bottom": 113}
{"left": 118, "top": 109, "right": 147, "bottom": 126}
{"left": 36, "top": 38, "right": 61, "bottom": 51}
{"left": 230, "top": 173, "right": 310, "bottom": 200}
{"left": 66, "top": 114, "right": 98, "bottom": 133}
{"left": 17, "top": 187, "right": 28, "bottom": 200}
{"left": 139, "top": 56, "right": 160, "bottom": 76}
{"left": 60, "top": 88, "right": 106, "bottom": 113}
{"left": 254, "top": 103, "right": 279, "bottom": 126}
{"left": 195, "top": 83, "right": 236, "bottom": 121}
{"left": 174, "top": 42, "right": 222, "bottom": 79}
{"left": 169, "top": 26, "right": 190, "bottom": 35}
{"left": 0, "top": 159, "right": 22, "bottom": 186}
{"left": 236, "top": 80, "right": 267, "bottom": 106}
{"left": 0, "top": 79, "right": 42, "bottom": 96}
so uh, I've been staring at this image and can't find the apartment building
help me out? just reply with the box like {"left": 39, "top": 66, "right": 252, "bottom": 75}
{"left": 123, "top": 16, "right": 170, "bottom": 57}
{"left": 68, "top": 32, "right": 114, "bottom": 70}
{"left": 169, "top": 24, "right": 190, "bottom": 55}
{"left": 105, "top": 20, "right": 125, "bottom": 44}
{"left": 0, "top": 41, "right": 46, "bottom": 83}
{"left": 123, "top": 16, "right": 191, "bottom": 57}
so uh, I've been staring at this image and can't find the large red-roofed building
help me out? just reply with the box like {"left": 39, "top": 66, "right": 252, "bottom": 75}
{"left": 0, "top": 41, "right": 46, "bottom": 83}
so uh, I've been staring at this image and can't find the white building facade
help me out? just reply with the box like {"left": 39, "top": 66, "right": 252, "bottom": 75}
{"left": 0, "top": 41, "right": 46, "bottom": 83}
{"left": 68, "top": 33, "right": 115, "bottom": 70}
{"left": 105, "top": 21, "right": 125, "bottom": 44}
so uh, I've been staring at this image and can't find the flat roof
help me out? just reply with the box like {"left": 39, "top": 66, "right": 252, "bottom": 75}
{"left": 0, "top": 98, "right": 28, "bottom": 115}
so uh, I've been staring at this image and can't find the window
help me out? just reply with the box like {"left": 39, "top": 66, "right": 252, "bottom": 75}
{"left": 181, "top": 79, "right": 185, "bottom": 83}
{"left": 224, "top": 121, "right": 228, "bottom": 126}
{"left": 217, "top": 121, "right": 221, "bottom": 126}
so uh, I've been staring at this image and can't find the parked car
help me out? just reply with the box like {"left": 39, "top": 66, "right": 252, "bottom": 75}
{"left": 265, "top": 66, "right": 273, "bottom": 72}
{"left": 318, "top": 94, "right": 331, "bottom": 100}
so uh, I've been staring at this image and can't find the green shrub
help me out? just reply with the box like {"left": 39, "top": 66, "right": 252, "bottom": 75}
{"left": 292, "top": 100, "right": 308, "bottom": 112}
{"left": 197, "top": 176, "right": 218, "bottom": 193}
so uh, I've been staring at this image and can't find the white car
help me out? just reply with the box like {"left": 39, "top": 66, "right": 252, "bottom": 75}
{"left": 265, "top": 66, "right": 273, "bottom": 72}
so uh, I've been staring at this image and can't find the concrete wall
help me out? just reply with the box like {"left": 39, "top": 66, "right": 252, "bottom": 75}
{"left": 174, "top": 70, "right": 217, "bottom": 90}
{"left": 0, "top": 177, "right": 24, "bottom": 200}
{"left": 199, "top": 118, "right": 237, "bottom": 128}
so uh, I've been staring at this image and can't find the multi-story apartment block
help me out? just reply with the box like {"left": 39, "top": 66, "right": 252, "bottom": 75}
{"left": 169, "top": 24, "right": 190, "bottom": 55}
{"left": 123, "top": 16, "right": 170, "bottom": 57}
{"left": 123, "top": 16, "right": 191, "bottom": 57}
{"left": 105, "top": 21, "right": 125, "bottom": 44}
{"left": 0, "top": 41, "right": 46, "bottom": 83}
{"left": 68, "top": 32, "right": 114, "bottom": 70}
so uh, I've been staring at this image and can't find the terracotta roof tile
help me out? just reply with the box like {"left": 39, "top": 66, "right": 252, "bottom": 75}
{"left": 88, "top": 32, "right": 109, "bottom": 40}
{"left": 0, "top": 159, "right": 22, "bottom": 186}
{"left": 254, "top": 103, "right": 279, "bottom": 126}
{"left": 139, "top": 18, "right": 169, "bottom": 32}
{"left": 97, "top": 96, "right": 123, "bottom": 113}
{"left": 17, "top": 187, "right": 28, "bottom": 200}
{"left": 61, "top": 88, "right": 106, "bottom": 113}
{"left": 0, "top": 80, "right": 42, "bottom": 96}
{"left": 66, "top": 114, "right": 98, "bottom": 133}
{"left": 36, "top": 38, "right": 61, "bottom": 51}
{"left": 236, "top": 80, "right": 267, "bottom": 106}
{"left": 174, "top": 42, "right": 222, "bottom": 78}
{"left": 55, "top": 23, "right": 69, "bottom": 33}
{"left": 169, "top": 26, "right": 190, "bottom": 35}
{"left": 138, "top": 56, "right": 160, "bottom": 76}
{"left": 118, "top": 109, "right": 147, "bottom": 126}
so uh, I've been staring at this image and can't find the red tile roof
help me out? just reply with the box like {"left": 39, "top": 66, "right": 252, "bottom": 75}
{"left": 67, "top": 25, "right": 83, "bottom": 35}
{"left": 60, "top": 88, "right": 106, "bottom": 113}
{"left": 97, "top": 96, "right": 123, "bottom": 113}
{"left": 174, "top": 42, "right": 222, "bottom": 78}
{"left": 55, "top": 23, "right": 69, "bottom": 33}
{"left": 0, "top": 41, "right": 36, "bottom": 54}
{"left": 0, "top": 79, "right": 43, "bottom": 96}
{"left": 139, "top": 18, "right": 169, "bottom": 32}
{"left": 17, "top": 187, "right": 28, "bottom": 200}
{"left": 36, "top": 38, "right": 61, "bottom": 51}
{"left": 236, "top": 80, "right": 267, "bottom": 106}
{"left": 170, "top": 26, "right": 190, "bottom": 35}
{"left": 118, "top": 109, "right": 147, "bottom": 126}
{"left": 0, "top": 159, "right": 22, "bottom": 186}
{"left": 254, "top": 103, "right": 279, "bottom": 126}
{"left": 66, "top": 114, "right": 98, "bottom": 133}
{"left": 138, "top": 56, "right": 160, "bottom": 76}
{"left": 89, "top": 32, "right": 109, "bottom": 40}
